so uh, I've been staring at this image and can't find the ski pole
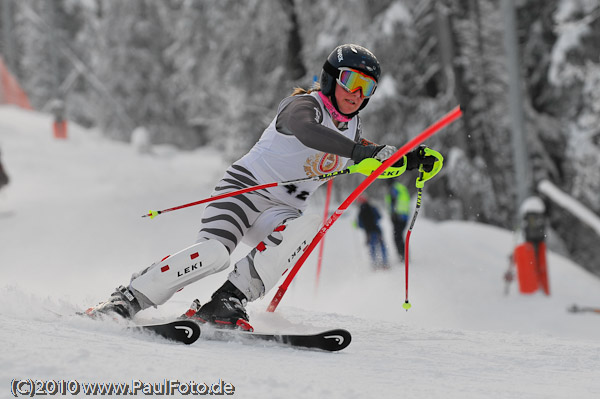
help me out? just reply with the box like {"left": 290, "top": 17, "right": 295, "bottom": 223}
{"left": 267, "top": 105, "right": 462, "bottom": 312}
{"left": 141, "top": 180, "right": 308, "bottom": 219}
{"left": 568, "top": 304, "right": 600, "bottom": 314}
{"left": 403, "top": 147, "right": 444, "bottom": 311}
{"left": 142, "top": 158, "right": 406, "bottom": 219}
{"left": 143, "top": 167, "right": 350, "bottom": 219}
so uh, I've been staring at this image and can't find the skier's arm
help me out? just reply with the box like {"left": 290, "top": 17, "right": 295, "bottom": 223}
{"left": 276, "top": 96, "right": 395, "bottom": 163}
{"left": 276, "top": 96, "right": 356, "bottom": 157}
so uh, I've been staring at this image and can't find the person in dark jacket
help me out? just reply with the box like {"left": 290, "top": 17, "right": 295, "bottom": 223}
{"left": 357, "top": 196, "right": 389, "bottom": 270}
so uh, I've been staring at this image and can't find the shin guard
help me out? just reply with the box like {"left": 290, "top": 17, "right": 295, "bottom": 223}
{"left": 130, "top": 240, "right": 230, "bottom": 306}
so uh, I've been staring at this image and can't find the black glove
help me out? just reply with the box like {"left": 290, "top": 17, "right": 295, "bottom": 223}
{"left": 351, "top": 143, "right": 397, "bottom": 164}
{"left": 395, "top": 145, "right": 436, "bottom": 172}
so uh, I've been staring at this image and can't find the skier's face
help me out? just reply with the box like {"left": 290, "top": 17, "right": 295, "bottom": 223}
{"left": 334, "top": 83, "right": 365, "bottom": 115}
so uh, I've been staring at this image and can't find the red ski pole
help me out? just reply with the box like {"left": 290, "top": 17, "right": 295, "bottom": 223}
{"left": 142, "top": 155, "right": 413, "bottom": 219}
{"left": 141, "top": 168, "right": 353, "bottom": 219}
{"left": 402, "top": 172, "right": 423, "bottom": 311}
{"left": 267, "top": 105, "right": 463, "bottom": 312}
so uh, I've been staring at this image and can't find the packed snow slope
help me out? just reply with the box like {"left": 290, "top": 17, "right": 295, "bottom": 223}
{"left": 1, "top": 106, "right": 599, "bottom": 398}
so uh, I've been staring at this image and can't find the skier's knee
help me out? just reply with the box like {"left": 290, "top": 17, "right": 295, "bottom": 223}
{"left": 232, "top": 214, "right": 321, "bottom": 299}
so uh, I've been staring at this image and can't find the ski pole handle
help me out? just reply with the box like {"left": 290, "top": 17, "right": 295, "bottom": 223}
{"left": 416, "top": 148, "right": 444, "bottom": 188}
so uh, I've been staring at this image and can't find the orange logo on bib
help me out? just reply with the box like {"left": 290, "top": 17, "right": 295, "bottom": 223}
{"left": 304, "top": 153, "right": 341, "bottom": 177}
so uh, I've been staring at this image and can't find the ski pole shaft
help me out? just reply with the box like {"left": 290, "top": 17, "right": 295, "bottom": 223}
{"left": 143, "top": 182, "right": 278, "bottom": 218}
{"left": 142, "top": 168, "right": 353, "bottom": 219}
{"left": 399, "top": 149, "right": 444, "bottom": 310}
{"left": 267, "top": 105, "right": 463, "bottom": 312}
{"left": 568, "top": 305, "right": 600, "bottom": 314}
{"left": 402, "top": 174, "right": 423, "bottom": 311}
{"left": 582, "top": 308, "right": 600, "bottom": 314}
{"left": 142, "top": 156, "right": 418, "bottom": 219}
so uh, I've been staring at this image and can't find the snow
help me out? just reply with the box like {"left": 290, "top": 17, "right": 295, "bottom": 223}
{"left": 538, "top": 179, "right": 600, "bottom": 237}
{"left": 548, "top": 0, "right": 593, "bottom": 86}
{"left": 1, "top": 105, "right": 600, "bottom": 398}
{"left": 519, "top": 196, "right": 545, "bottom": 215}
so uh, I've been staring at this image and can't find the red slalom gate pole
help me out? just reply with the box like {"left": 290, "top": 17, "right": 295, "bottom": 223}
{"left": 315, "top": 179, "right": 334, "bottom": 289}
{"left": 267, "top": 105, "right": 463, "bottom": 312}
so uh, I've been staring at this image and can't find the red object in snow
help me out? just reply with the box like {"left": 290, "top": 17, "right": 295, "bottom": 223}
{"left": 513, "top": 242, "right": 549, "bottom": 295}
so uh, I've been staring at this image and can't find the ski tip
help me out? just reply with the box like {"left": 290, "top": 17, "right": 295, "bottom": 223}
{"left": 317, "top": 329, "right": 352, "bottom": 352}
{"left": 140, "top": 320, "right": 201, "bottom": 345}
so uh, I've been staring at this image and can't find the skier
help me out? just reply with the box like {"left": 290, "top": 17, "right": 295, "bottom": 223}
{"left": 50, "top": 99, "right": 68, "bottom": 139}
{"left": 87, "top": 44, "right": 441, "bottom": 330}
{"left": 356, "top": 196, "right": 389, "bottom": 269}
{"left": 386, "top": 181, "right": 410, "bottom": 260}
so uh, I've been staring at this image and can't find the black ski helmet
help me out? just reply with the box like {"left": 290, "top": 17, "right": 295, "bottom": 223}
{"left": 320, "top": 44, "right": 381, "bottom": 114}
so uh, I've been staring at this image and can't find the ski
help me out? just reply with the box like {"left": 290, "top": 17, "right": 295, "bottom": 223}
{"left": 79, "top": 309, "right": 347, "bottom": 350}
{"left": 129, "top": 320, "right": 201, "bottom": 345}
{"left": 201, "top": 327, "right": 352, "bottom": 352}
{"left": 73, "top": 309, "right": 201, "bottom": 345}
